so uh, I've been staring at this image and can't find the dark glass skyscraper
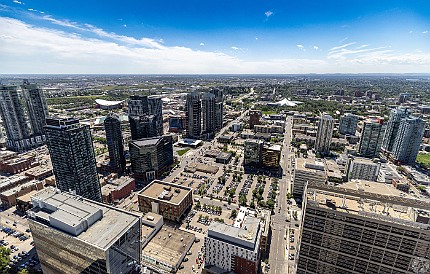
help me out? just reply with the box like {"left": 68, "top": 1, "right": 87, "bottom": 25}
{"left": 104, "top": 113, "right": 126, "bottom": 174}
{"left": 128, "top": 95, "right": 163, "bottom": 140}
{"left": 21, "top": 80, "right": 48, "bottom": 136}
{"left": 45, "top": 117, "right": 102, "bottom": 202}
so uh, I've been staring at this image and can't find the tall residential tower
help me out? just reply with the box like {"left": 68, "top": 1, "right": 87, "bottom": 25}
{"left": 104, "top": 113, "right": 126, "bottom": 174}
{"left": 315, "top": 114, "right": 334, "bottom": 155}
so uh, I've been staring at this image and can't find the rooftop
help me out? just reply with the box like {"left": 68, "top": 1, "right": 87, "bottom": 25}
{"left": 208, "top": 215, "right": 260, "bottom": 250}
{"left": 131, "top": 136, "right": 163, "bottom": 147}
{"left": 28, "top": 188, "right": 140, "bottom": 250}
{"left": 142, "top": 226, "right": 194, "bottom": 267}
{"left": 139, "top": 180, "right": 191, "bottom": 205}
{"left": 306, "top": 182, "right": 430, "bottom": 230}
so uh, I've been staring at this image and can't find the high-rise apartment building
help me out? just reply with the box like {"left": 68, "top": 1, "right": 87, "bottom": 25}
{"left": 201, "top": 92, "right": 216, "bottom": 136}
{"left": 27, "top": 188, "right": 141, "bottom": 274}
{"left": 204, "top": 213, "right": 262, "bottom": 274}
{"left": 185, "top": 91, "right": 202, "bottom": 139}
{"left": 391, "top": 117, "right": 426, "bottom": 165}
{"left": 209, "top": 88, "right": 224, "bottom": 130}
{"left": 129, "top": 135, "right": 173, "bottom": 181}
{"left": 358, "top": 118, "right": 386, "bottom": 158}
{"left": 0, "top": 82, "right": 47, "bottom": 152}
{"left": 104, "top": 113, "right": 126, "bottom": 174}
{"left": 297, "top": 182, "right": 430, "bottom": 274}
{"left": 128, "top": 95, "right": 163, "bottom": 140}
{"left": 382, "top": 107, "right": 411, "bottom": 153}
{"left": 315, "top": 114, "right": 334, "bottom": 155}
{"left": 45, "top": 118, "right": 102, "bottom": 202}
{"left": 21, "top": 80, "right": 49, "bottom": 136}
{"left": 339, "top": 113, "right": 358, "bottom": 135}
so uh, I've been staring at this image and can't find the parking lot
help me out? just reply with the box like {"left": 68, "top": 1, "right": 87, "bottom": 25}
{"left": 0, "top": 207, "right": 40, "bottom": 273}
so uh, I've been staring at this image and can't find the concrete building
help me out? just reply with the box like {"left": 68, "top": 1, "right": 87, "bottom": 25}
{"left": 202, "top": 92, "right": 216, "bottom": 137}
{"left": 249, "top": 110, "right": 261, "bottom": 129}
{"left": 358, "top": 118, "right": 386, "bottom": 158}
{"left": 292, "top": 158, "right": 326, "bottom": 198}
{"left": 204, "top": 214, "right": 262, "bottom": 274}
{"left": 382, "top": 107, "right": 411, "bottom": 153}
{"left": 391, "top": 116, "right": 426, "bottom": 165}
{"left": 244, "top": 139, "right": 263, "bottom": 166}
{"left": 129, "top": 135, "right": 173, "bottom": 182}
{"left": 104, "top": 113, "right": 126, "bottom": 174}
{"left": 168, "top": 115, "right": 186, "bottom": 132}
{"left": 45, "top": 118, "right": 102, "bottom": 202}
{"left": 21, "top": 80, "right": 49, "bottom": 136}
{"left": 315, "top": 114, "right": 334, "bottom": 155}
{"left": 0, "top": 84, "right": 46, "bottom": 152}
{"left": 297, "top": 182, "right": 430, "bottom": 274}
{"left": 0, "top": 153, "right": 35, "bottom": 174}
{"left": 339, "top": 113, "right": 358, "bottom": 135}
{"left": 254, "top": 125, "right": 284, "bottom": 134}
{"left": 262, "top": 144, "right": 281, "bottom": 168}
{"left": 258, "top": 209, "right": 271, "bottom": 260}
{"left": 0, "top": 180, "right": 43, "bottom": 208}
{"left": 186, "top": 91, "right": 202, "bottom": 139}
{"left": 230, "top": 122, "right": 243, "bottom": 132}
{"left": 348, "top": 157, "right": 381, "bottom": 182}
{"left": 27, "top": 188, "right": 141, "bottom": 274}
{"left": 128, "top": 95, "right": 163, "bottom": 140}
{"left": 138, "top": 180, "right": 192, "bottom": 221}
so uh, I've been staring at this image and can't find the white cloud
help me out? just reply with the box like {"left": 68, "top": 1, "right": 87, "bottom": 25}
{"left": 231, "top": 46, "right": 240, "bottom": 50}
{"left": 0, "top": 17, "right": 429, "bottom": 74}
{"left": 297, "top": 45, "right": 304, "bottom": 48}
{"left": 255, "top": 37, "right": 258, "bottom": 40}
{"left": 265, "top": 11, "right": 273, "bottom": 18}
{"left": 330, "top": 42, "right": 356, "bottom": 51}
{"left": 123, "top": 24, "right": 127, "bottom": 27}
{"left": 200, "top": 43, "right": 204, "bottom": 46}
{"left": 422, "top": 30, "right": 428, "bottom": 34}
{"left": 313, "top": 46, "right": 319, "bottom": 50}
{"left": 12, "top": 0, "right": 24, "bottom": 5}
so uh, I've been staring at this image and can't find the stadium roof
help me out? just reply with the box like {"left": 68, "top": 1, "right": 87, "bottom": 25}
{"left": 95, "top": 99, "right": 125, "bottom": 106}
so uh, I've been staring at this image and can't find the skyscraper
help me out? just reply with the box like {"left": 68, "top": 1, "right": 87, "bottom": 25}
{"left": 104, "top": 113, "right": 126, "bottom": 174}
{"left": 21, "top": 80, "right": 49, "bottom": 136}
{"left": 148, "top": 96, "right": 163, "bottom": 136}
{"left": 185, "top": 91, "right": 201, "bottom": 139}
{"left": 209, "top": 88, "right": 224, "bottom": 130}
{"left": 382, "top": 107, "right": 411, "bottom": 153}
{"left": 129, "top": 135, "right": 173, "bottom": 181}
{"left": 0, "top": 82, "right": 47, "bottom": 152}
{"left": 391, "top": 116, "right": 426, "bottom": 165}
{"left": 128, "top": 95, "right": 163, "bottom": 140}
{"left": 201, "top": 92, "right": 216, "bottom": 136}
{"left": 315, "top": 114, "right": 334, "bottom": 155}
{"left": 358, "top": 118, "right": 386, "bottom": 158}
{"left": 297, "top": 182, "right": 430, "bottom": 274}
{"left": 45, "top": 118, "right": 102, "bottom": 202}
{"left": 338, "top": 113, "right": 358, "bottom": 135}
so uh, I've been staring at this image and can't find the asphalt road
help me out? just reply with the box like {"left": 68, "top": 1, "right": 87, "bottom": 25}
{"left": 269, "top": 116, "right": 293, "bottom": 274}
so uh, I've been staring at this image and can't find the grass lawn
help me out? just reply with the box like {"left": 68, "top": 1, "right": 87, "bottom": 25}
{"left": 177, "top": 148, "right": 190, "bottom": 156}
{"left": 262, "top": 110, "right": 278, "bottom": 115}
{"left": 416, "top": 153, "right": 430, "bottom": 167}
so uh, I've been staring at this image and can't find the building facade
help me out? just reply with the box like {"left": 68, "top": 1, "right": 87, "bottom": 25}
{"left": 297, "top": 182, "right": 430, "bottom": 274}
{"left": 104, "top": 113, "right": 126, "bottom": 174}
{"left": 315, "top": 114, "right": 334, "bottom": 155}
{"left": 0, "top": 83, "right": 47, "bottom": 152}
{"left": 382, "top": 107, "right": 411, "bottom": 153}
{"left": 249, "top": 110, "right": 261, "bottom": 129}
{"left": 45, "top": 118, "right": 102, "bottom": 202}
{"left": 262, "top": 145, "right": 281, "bottom": 168}
{"left": 358, "top": 118, "right": 386, "bottom": 158}
{"left": 339, "top": 113, "right": 358, "bottom": 135}
{"left": 185, "top": 91, "right": 202, "bottom": 139}
{"left": 129, "top": 135, "right": 173, "bottom": 181}
{"left": 348, "top": 157, "right": 381, "bottom": 182}
{"left": 201, "top": 92, "right": 216, "bottom": 136}
{"left": 292, "top": 158, "right": 326, "bottom": 198}
{"left": 244, "top": 139, "right": 263, "bottom": 166}
{"left": 27, "top": 188, "right": 141, "bottom": 274}
{"left": 391, "top": 117, "right": 426, "bottom": 165}
{"left": 204, "top": 216, "right": 262, "bottom": 274}
{"left": 128, "top": 95, "right": 163, "bottom": 140}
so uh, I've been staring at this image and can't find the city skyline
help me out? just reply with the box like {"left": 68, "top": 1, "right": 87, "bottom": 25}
{"left": 0, "top": 1, "right": 430, "bottom": 74}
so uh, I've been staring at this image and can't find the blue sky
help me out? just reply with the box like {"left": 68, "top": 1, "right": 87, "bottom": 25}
{"left": 0, "top": 0, "right": 429, "bottom": 73}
